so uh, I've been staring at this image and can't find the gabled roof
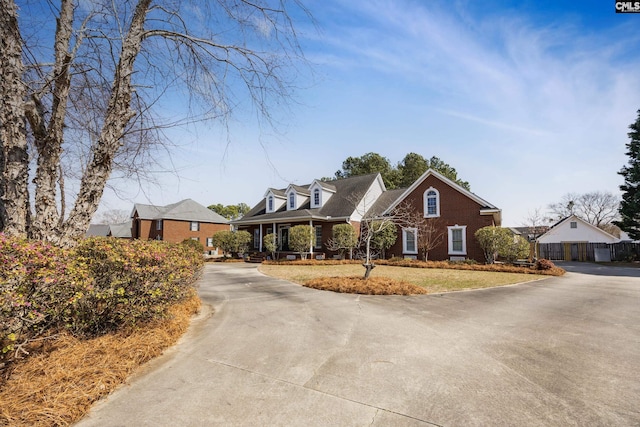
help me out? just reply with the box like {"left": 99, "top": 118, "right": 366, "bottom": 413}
{"left": 538, "top": 214, "right": 619, "bottom": 243}
{"left": 86, "top": 224, "right": 111, "bottom": 237}
{"left": 382, "top": 168, "right": 502, "bottom": 225}
{"left": 286, "top": 184, "right": 310, "bottom": 196}
{"left": 234, "top": 173, "right": 382, "bottom": 225}
{"left": 132, "top": 199, "right": 228, "bottom": 224}
{"left": 85, "top": 221, "right": 132, "bottom": 238}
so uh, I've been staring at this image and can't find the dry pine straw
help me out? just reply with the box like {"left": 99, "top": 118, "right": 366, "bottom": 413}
{"left": 0, "top": 293, "right": 201, "bottom": 427}
{"left": 304, "top": 276, "right": 428, "bottom": 295}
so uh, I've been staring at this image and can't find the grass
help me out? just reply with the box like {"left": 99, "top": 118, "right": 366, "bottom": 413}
{"left": 259, "top": 264, "right": 547, "bottom": 294}
{"left": 0, "top": 292, "right": 201, "bottom": 427}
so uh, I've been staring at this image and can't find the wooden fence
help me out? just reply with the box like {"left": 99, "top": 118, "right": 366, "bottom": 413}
{"left": 537, "top": 242, "right": 640, "bottom": 262}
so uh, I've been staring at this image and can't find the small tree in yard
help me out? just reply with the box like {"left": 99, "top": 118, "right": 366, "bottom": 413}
{"left": 263, "top": 233, "right": 278, "bottom": 260}
{"left": 326, "top": 224, "right": 358, "bottom": 259}
{"left": 475, "top": 226, "right": 529, "bottom": 264}
{"left": 475, "top": 226, "right": 507, "bottom": 264}
{"left": 369, "top": 221, "right": 397, "bottom": 259}
{"left": 288, "top": 225, "right": 316, "bottom": 259}
{"left": 211, "top": 230, "right": 251, "bottom": 258}
{"left": 500, "top": 235, "right": 530, "bottom": 263}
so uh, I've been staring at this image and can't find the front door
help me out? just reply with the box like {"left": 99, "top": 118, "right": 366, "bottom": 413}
{"left": 279, "top": 227, "right": 290, "bottom": 251}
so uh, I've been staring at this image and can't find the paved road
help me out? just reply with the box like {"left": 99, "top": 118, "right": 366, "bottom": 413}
{"left": 77, "top": 263, "right": 640, "bottom": 426}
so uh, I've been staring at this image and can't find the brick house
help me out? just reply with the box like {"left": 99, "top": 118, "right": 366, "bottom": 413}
{"left": 131, "top": 199, "right": 230, "bottom": 253}
{"left": 232, "top": 174, "right": 385, "bottom": 258}
{"left": 377, "top": 169, "right": 501, "bottom": 261}
{"left": 233, "top": 170, "right": 501, "bottom": 262}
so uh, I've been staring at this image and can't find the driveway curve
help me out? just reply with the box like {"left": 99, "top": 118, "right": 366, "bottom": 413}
{"left": 76, "top": 263, "right": 640, "bottom": 426}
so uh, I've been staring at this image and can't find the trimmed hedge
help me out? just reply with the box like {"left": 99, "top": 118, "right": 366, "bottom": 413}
{"left": 1, "top": 235, "right": 203, "bottom": 367}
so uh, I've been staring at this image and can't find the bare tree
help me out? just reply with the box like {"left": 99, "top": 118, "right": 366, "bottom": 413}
{"left": 0, "top": 0, "right": 311, "bottom": 245}
{"left": 548, "top": 191, "right": 620, "bottom": 228}
{"left": 96, "top": 209, "right": 131, "bottom": 225}
{"left": 415, "top": 217, "right": 444, "bottom": 261}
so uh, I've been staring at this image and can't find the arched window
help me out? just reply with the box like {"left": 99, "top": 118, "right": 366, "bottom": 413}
{"left": 289, "top": 192, "right": 296, "bottom": 209}
{"left": 424, "top": 187, "right": 440, "bottom": 217}
{"left": 268, "top": 196, "right": 273, "bottom": 212}
{"left": 313, "top": 188, "right": 321, "bottom": 207}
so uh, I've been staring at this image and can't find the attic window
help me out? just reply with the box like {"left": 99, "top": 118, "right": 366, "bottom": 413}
{"left": 570, "top": 221, "right": 577, "bottom": 229}
{"left": 289, "top": 192, "right": 296, "bottom": 209}
{"left": 268, "top": 196, "right": 273, "bottom": 212}
{"left": 313, "top": 188, "right": 321, "bottom": 207}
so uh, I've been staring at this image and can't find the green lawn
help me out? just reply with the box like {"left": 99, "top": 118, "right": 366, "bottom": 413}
{"left": 258, "top": 264, "right": 543, "bottom": 293}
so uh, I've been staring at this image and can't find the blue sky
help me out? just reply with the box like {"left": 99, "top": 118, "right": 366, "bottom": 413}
{"left": 98, "top": 0, "right": 640, "bottom": 226}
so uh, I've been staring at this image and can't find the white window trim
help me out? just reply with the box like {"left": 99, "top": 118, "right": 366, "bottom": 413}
{"left": 288, "top": 192, "right": 296, "bottom": 210}
{"left": 312, "top": 188, "right": 321, "bottom": 208}
{"left": 402, "top": 227, "right": 418, "bottom": 254}
{"left": 447, "top": 225, "right": 467, "bottom": 255}
{"left": 156, "top": 219, "right": 163, "bottom": 231}
{"left": 424, "top": 187, "right": 440, "bottom": 218}
{"left": 206, "top": 237, "right": 213, "bottom": 247}
{"left": 190, "top": 221, "right": 199, "bottom": 231}
{"left": 267, "top": 196, "right": 274, "bottom": 213}
{"left": 314, "top": 225, "right": 322, "bottom": 249}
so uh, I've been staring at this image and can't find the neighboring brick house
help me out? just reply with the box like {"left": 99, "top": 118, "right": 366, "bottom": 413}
{"left": 131, "top": 199, "right": 230, "bottom": 253}
{"left": 233, "top": 170, "right": 501, "bottom": 262}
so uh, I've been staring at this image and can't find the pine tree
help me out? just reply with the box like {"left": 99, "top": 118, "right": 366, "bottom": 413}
{"left": 616, "top": 110, "right": 640, "bottom": 240}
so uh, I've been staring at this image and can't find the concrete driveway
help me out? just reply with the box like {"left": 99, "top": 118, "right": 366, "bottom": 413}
{"left": 76, "top": 263, "right": 640, "bottom": 426}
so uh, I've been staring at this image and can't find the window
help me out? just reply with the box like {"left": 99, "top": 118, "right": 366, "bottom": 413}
{"left": 268, "top": 196, "right": 273, "bottom": 212}
{"left": 191, "top": 237, "right": 199, "bottom": 242}
{"left": 254, "top": 229, "right": 260, "bottom": 249}
{"left": 190, "top": 221, "right": 199, "bottom": 231}
{"left": 448, "top": 225, "right": 467, "bottom": 255}
{"left": 289, "top": 192, "right": 296, "bottom": 209}
{"left": 403, "top": 228, "right": 418, "bottom": 254}
{"left": 156, "top": 219, "right": 163, "bottom": 231}
{"left": 424, "top": 187, "right": 440, "bottom": 217}
{"left": 314, "top": 225, "right": 322, "bottom": 249}
{"left": 206, "top": 237, "right": 213, "bottom": 247}
{"left": 313, "top": 189, "right": 321, "bottom": 207}
{"left": 570, "top": 221, "right": 577, "bottom": 229}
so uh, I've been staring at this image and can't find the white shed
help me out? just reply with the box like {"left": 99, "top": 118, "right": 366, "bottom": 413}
{"left": 537, "top": 215, "right": 619, "bottom": 244}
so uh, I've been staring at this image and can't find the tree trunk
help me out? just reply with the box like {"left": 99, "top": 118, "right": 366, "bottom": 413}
{"left": 29, "top": 0, "right": 75, "bottom": 241}
{"left": 57, "top": 0, "right": 152, "bottom": 246}
{"left": 0, "top": 0, "right": 30, "bottom": 237}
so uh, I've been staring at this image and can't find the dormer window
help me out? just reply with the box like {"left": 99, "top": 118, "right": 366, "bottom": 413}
{"left": 289, "top": 192, "right": 296, "bottom": 209}
{"left": 424, "top": 187, "right": 440, "bottom": 217}
{"left": 313, "top": 189, "right": 320, "bottom": 207}
{"left": 268, "top": 196, "right": 273, "bottom": 212}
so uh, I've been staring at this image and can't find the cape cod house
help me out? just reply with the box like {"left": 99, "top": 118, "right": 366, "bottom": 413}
{"left": 232, "top": 170, "right": 501, "bottom": 262}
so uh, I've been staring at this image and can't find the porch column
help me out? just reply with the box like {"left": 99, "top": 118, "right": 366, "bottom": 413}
{"left": 309, "top": 220, "right": 314, "bottom": 256}
{"left": 259, "top": 224, "right": 263, "bottom": 252}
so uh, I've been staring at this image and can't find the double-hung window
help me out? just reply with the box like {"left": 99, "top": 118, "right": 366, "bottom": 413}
{"left": 403, "top": 228, "right": 418, "bottom": 254}
{"left": 190, "top": 221, "right": 199, "bottom": 231}
{"left": 448, "top": 225, "right": 467, "bottom": 255}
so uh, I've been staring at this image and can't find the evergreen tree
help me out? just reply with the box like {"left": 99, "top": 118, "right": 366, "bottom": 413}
{"left": 616, "top": 110, "right": 640, "bottom": 240}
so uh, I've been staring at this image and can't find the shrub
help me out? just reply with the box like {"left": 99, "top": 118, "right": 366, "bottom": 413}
{"left": 211, "top": 230, "right": 251, "bottom": 257}
{"left": 0, "top": 235, "right": 203, "bottom": 369}
{"left": 288, "top": 225, "right": 316, "bottom": 259}
{"left": 535, "top": 258, "right": 556, "bottom": 270}
{"left": 181, "top": 238, "right": 204, "bottom": 254}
